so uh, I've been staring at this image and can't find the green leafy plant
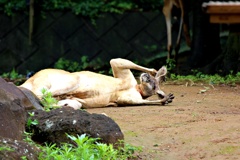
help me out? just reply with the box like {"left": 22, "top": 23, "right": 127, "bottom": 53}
{"left": 54, "top": 56, "right": 113, "bottom": 74}
{"left": 117, "top": 140, "right": 143, "bottom": 159}
{"left": 0, "top": 0, "right": 164, "bottom": 17}
{"left": 23, "top": 131, "right": 35, "bottom": 144}
{"left": 166, "top": 58, "right": 176, "bottom": 72}
{"left": 0, "top": 0, "right": 27, "bottom": 16}
{"left": 26, "top": 112, "right": 39, "bottom": 129}
{"left": 0, "top": 146, "right": 14, "bottom": 152}
{"left": 1, "top": 69, "right": 22, "bottom": 79}
{"left": 1, "top": 69, "right": 25, "bottom": 85}
{"left": 21, "top": 156, "right": 27, "bottom": 160}
{"left": 25, "top": 112, "right": 39, "bottom": 143}
{"left": 54, "top": 56, "right": 89, "bottom": 72}
{"left": 38, "top": 134, "right": 142, "bottom": 160}
{"left": 40, "top": 88, "right": 59, "bottom": 111}
{"left": 144, "top": 44, "right": 158, "bottom": 53}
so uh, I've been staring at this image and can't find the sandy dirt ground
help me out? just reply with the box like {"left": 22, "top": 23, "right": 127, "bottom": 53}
{"left": 87, "top": 84, "right": 240, "bottom": 160}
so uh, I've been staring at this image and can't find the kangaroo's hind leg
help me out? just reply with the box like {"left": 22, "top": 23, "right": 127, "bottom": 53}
{"left": 110, "top": 58, "right": 157, "bottom": 79}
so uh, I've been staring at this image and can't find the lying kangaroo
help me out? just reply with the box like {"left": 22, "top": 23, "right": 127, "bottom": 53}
{"left": 20, "top": 58, "right": 174, "bottom": 109}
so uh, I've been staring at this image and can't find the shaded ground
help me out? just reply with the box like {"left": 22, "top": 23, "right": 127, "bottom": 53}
{"left": 87, "top": 84, "right": 240, "bottom": 160}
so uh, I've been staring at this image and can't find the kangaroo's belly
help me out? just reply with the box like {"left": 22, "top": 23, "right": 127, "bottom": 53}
{"left": 68, "top": 71, "right": 121, "bottom": 99}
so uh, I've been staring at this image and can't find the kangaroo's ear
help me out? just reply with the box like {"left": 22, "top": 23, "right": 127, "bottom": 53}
{"left": 155, "top": 66, "right": 167, "bottom": 83}
{"left": 156, "top": 66, "right": 167, "bottom": 77}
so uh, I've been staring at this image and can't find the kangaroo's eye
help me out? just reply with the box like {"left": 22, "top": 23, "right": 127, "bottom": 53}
{"left": 144, "top": 75, "right": 150, "bottom": 82}
{"left": 146, "top": 77, "right": 150, "bottom": 82}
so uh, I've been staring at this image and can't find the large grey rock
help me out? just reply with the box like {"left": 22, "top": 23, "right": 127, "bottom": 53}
{"left": 0, "top": 78, "right": 43, "bottom": 140}
{"left": 28, "top": 108, "right": 124, "bottom": 147}
{"left": 0, "top": 78, "right": 27, "bottom": 140}
{"left": 0, "top": 78, "right": 42, "bottom": 159}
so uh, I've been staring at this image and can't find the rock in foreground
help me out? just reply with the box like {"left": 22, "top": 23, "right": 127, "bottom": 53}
{"left": 0, "top": 136, "right": 40, "bottom": 160}
{"left": 28, "top": 108, "right": 124, "bottom": 147}
{"left": 0, "top": 78, "right": 28, "bottom": 140}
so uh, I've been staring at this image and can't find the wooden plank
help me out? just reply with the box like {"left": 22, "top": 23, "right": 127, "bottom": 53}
{"left": 210, "top": 14, "right": 240, "bottom": 23}
{"left": 205, "top": 5, "right": 240, "bottom": 14}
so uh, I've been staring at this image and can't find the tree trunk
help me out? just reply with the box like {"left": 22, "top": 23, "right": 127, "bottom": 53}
{"left": 189, "top": 0, "right": 221, "bottom": 71}
{"left": 222, "top": 24, "right": 240, "bottom": 74}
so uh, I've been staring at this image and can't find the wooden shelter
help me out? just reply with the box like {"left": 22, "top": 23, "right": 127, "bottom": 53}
{"left": 202, "top": 1, "right": 240, "bottom": 24}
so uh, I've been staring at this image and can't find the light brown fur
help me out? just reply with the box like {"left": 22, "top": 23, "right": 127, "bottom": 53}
{"left": 20, "top": 58, "right": 174, "bottom": 109}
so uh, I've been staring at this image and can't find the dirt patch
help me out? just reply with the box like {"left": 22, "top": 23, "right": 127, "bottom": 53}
{"left": 87, "top": 84, "right": 240, "bottom": 160}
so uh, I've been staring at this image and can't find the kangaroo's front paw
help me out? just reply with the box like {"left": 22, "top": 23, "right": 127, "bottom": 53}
{"left": 162, "top": 93, "right": 174, "bottom": 105}
{"left": 149, "top": 69, "right": 157, "bottom": 76}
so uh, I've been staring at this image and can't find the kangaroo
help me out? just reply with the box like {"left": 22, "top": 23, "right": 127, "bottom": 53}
{"left": 20, "top": 58, "right": 174, "bottom": 109}
{"left": 163, "top": 0, "right": 191, "bottom": 62}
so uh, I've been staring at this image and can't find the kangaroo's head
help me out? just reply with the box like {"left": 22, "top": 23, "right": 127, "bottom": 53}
{"left": 139, "top": 66, "right": 167, "bottom": 99}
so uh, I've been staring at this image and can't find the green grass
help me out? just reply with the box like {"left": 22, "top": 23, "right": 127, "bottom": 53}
{"left": 125, "top": 131, "right": 138, "bottom": 137}
{"left": 218, "top": 146, "right": 240, "bottom": 155}
{"left": 169, "top": 71, "right": 240, "bottom": 86}
{"left": 38, "top": 134, "right": 142, "bottom": 160}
